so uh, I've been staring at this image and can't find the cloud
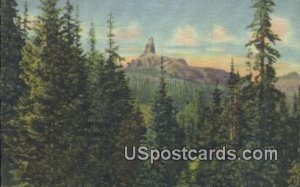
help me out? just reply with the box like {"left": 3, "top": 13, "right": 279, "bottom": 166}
{"left": 206, "top": 47, "right": 225, "bottom": 53}
{"left": 271, "top": 17, "right": 300, "bottom": 49}
{"left": 172, "top": 26, "right": 199, "bottom": 46}
{"left": 247, "top": 16, "right": 298, "bottom": 49}
{"left": 271, "top": 17, "right": 290, "bottom": 42}
{"left": 115, "top": 23, "right": 142, "bottom": 41}
{"left": 211, "top": 25, "right": 235, "bottom": 42}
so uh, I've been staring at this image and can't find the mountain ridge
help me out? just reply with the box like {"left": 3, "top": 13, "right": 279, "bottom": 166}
{"left": 126, "top": 37, "right": 229, "bottom": 84}
{"left": 125, "top": 37, "right": 299, "bottom": 94}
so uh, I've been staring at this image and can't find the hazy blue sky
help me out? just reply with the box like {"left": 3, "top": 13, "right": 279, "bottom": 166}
{"left": 17, "top": 0, "right": 300, "bottom": 75}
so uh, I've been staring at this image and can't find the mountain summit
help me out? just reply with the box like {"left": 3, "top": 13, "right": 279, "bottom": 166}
{"left": 127, "top": 37, "right": 188, "bottom": 69}
{"left": 126, "top": 38, "right": 229, "bottom": 84}
{"left": 144, "top": 37, "right": 155, "bottom": 54}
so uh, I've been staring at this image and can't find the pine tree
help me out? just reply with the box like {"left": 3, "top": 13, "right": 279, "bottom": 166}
{"left": 177, "top": 91, "right": 207, "bottom": 149}
{"left": 85, "top": 14, "right": 146, "bottom": 186}
{"left": 88, "top": 22, "right": 96, "bottom": 53}
{"left": 238, "top": 0, "right": 287, "bottom": 185}
{"left": 176, "top": 91, "right": 210, "bottom": 186}
{"left": 21, "top": 1, "right": 30, "bottom": 39}
{"left": 246, "top": 0, "right": 280, "bottom": 86}
{"left": 226, "top": 58, "right": 240, "bottom": 142}
{"left": 287, "top": 87, "right": 300, "bottom": 187}
{"left": 246, "top": 0, "right": 283, "bottom": 146}
{"left": 10, "top": 0, "right": 88, "bottom": 185}
{"left": 289, "top": 162, "right": 300, "bottom": 187}
{"left": 196, "top": 83, "right": 239, "bottom": 186}
{"left": 83, "top": 21, "right": 107, "bottom": 186}
{"left": 59, "top": 1, "right": 89, "bottom": 184}
{"left": 1, "top": 0, "right": 26, "bottom": 185}
{"left": 135, "top": 56, "right": 183, "bottom": 186}
{"left": 201, "top": 82, "right": 228, "bottom": 148}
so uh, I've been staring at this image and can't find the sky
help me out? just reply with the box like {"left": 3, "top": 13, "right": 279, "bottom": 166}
{"left": 17, "top": 0, "right": 300, "bottom": 75}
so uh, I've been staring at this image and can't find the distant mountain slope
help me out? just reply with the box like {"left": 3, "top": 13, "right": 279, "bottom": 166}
{"left": 279, "top": 72, "right": 300, "bottom": 80}
{"left": 276, "top": 72, "right": 300, "bottom": 95}
{"left": 125, "top": 37, "right": 299, "bottom": 99}
{"left": 126, "top": 37, "right": 229, "bottom": 84}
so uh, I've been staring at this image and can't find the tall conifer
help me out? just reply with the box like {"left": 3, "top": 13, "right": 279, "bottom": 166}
{"left": 1, "top": 0, "right": 26, "bottom": 184}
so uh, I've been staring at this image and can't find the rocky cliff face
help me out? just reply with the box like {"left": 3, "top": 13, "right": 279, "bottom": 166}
{"left": 144, "top": 37, "right": 155, "bottom": 54}
{"left": 126, "top": 37, "right": 229, "bottom": 84}
{"left": 127, "top": 37, "right": 188, "bottom": 69}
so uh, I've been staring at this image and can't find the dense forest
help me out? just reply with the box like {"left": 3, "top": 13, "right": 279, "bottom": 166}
{"left": 1, "top": 0, "right": 300, "bottom": 186}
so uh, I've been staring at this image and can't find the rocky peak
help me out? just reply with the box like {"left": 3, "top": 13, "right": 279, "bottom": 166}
{"left": 126, "top": 37, "right": 229, "bottom": 84}
{"left": 144, "top": 37, "right": 155, "bottom": 54}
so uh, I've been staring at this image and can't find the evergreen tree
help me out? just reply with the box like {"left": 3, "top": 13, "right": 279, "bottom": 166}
{"left": 177, "top": 91, "right": 207, "bottom": 149}
{"left": 135, "top": 57, "right": 183, "bottom": 186}
{"left": 10, "top": 0, "right": 88, "bottom": 185}
{"left": 246, "top": 0, "right": 283, "bottom": 147}
{"left": 246, "top": 0, "right": 280, "bottom": 86}
{"left": 176, "top": 91, "right": 208, "bottom": 186}
{"left": 242, "top": 0, "right": 288, "bottom": 185}
{"left": 21, "top": 1, "right": 30, "bottom": 39}
{"left": 226, "top": 59, "right": 240, "bottom": 142}
{"left": 287, "top": 87, "right": 300, "bottom": 187}
{"left": 1, "top": 0, "right": 26, "bottom": 185}
{"left": 289, "top": 162, "right": 300, "bottom": 187}
{"left": 196, "top": 83, "right": 237, "bottom": 186}
{"left": 59, "top": 1, "right": 89, "bottom": 184}
{"left": 86, "top": 14, "right": 146, "bottom": 186}
{"left": 83, "top": 21, "right": 107, "bottom": 186}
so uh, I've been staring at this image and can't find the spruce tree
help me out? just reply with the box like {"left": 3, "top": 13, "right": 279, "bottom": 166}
{"left": 246, "top": 0, "right": 282, "bottom": 146}
{"left": 289, "top": 162, "right": 300, "bottom": 187}
{"left": 135, "top": 57, "right": 183, "bottom": 186}
{"left": 1, "top": 0, "right": 26, "bottom": 185}
{"left": 196, "top": 83, "right": 237, "bottom": 186}
{"left": 239, "top": 0, "right": 286, "bottom": 185}
{"left": 287, "top": 87, "right": 300, "bottom": 187}
{"left": 60, "top": 1, "right": 89, "bottom": 184}
{"left": 226, "top": 59, "right": 240, "bottom": 142}
{"left": 10, "top": 0, "right": 88, "bottom": 185}
{"left": 86, "top": 14, "right": 146, "bottom": 186}
{"left": 21, "top": 1, "right": 30, "bottom": 39}
{"left": 177, "top": 91, "right": 207, "bottom": 149}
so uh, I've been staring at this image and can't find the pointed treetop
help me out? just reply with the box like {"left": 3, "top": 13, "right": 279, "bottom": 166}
{"left": 107, "top": 13, "right": 115, "bottom": 55}
{"left": 22, "top": 1, "right": 30, "bottom": 35}
{"left": 228, "top": 58, "right": 238, "bottom": 86}
{"left": 89, "top": 22, "right": 96, "bottom": 52}
{"left": 212, "top": 81, "right": 222, "bottom": 107}
{"left": 159, "top": 56, "right": 167, "bottom": 97}
{"left": 246, "top": 0, "right": 280, "bottom": 85}
{"left": 230, "top": 57, "right": 235, "bottom": 73}
{"left": 105, "top": 13, "right": 124, "bottom": 64}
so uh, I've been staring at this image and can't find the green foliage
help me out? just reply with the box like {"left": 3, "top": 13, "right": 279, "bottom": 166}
{"left": 85, "top": 14, "right": 146, "bottom": 186}
{"left": 135, "top": 57, "right": 184, "bottom": 186}
{"left": 289, "top": 162, "right": 300, "bottom": 187}
{"left": 126, "top": 68, "right": 215, "bottom": 109}
{"left": 8, "top": 0, "right": 89, "bottom": 185}
{"left": 1, "top": 0, "right": 298, "bottom": 186}
{"left": 246, "top": 0, "right": 280, "bottom": 85}
{"left": 1, "top": 0, "right": 26, "bottom": 185}
{"left": 242, "top": 0, "right": 296, "bottom": 186}
{"left": 286, "top": 88, "right": 300, "bottom": 187}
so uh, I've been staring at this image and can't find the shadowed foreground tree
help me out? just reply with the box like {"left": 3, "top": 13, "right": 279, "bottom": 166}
{"left": 1, "top": 0, "right": 26, "bottom": 185}
{"left": 8, "top": 0, "right": 88, "bottom": 185}
{"left": 135, "top": 57, "right": 184, "bottom": 186}
{"left": 85, "top": 14, "right": 146, "bottom": 186}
